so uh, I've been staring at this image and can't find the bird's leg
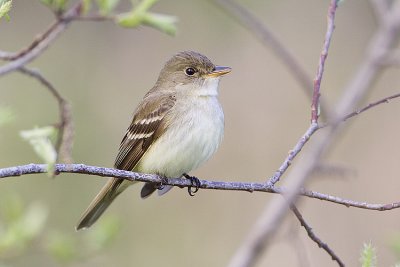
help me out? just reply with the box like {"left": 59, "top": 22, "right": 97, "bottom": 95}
{"left": 183, "top": 173, "right": 201, "bottom": 196}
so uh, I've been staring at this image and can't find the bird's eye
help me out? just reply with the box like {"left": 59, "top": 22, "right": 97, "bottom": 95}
{"left": 185, "top": 67, "right": 197, "bottom": 76}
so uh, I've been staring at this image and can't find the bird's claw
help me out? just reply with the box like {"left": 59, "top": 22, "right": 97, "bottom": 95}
{"left": 183, "top": 173, "right": 201, "bottom": 196}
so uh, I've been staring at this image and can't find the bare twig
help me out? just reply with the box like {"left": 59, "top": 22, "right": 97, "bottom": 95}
{"left": 2, "top": 163, "right": 400, "bottom": 212}
{"left": 2, "top": 2, "right": 400, "bottom": 267}
{"left": 339, "top": 92, "right": 400, "bottom": 124}
{"left": 267, "top": 123, "right": 318, "bottom": 186}
{"left": 332, "top": 4, "right": 400, "bottom": 118}
{"left": 227, "top": 2, "right": 340, "bottom": 267}
{"left": 0, "top": 6, "right": 115, "bottom": 62}
{"left": 0, "top": 2, "right": 83, "bottom": 75}
{"left": 291, "top": 205, "right": 345, "bottom": 267}
{"left": 228, "top": 1, "right": 400, "bottom": 266}
{"left": 317, "top": 92, "right": 400, "bottom": 129}
{"left": 17, "top": 67, "right": 74, "bottom": 163}
{"left": 311, "top": 0, "right": 338, "bottom": 123}
{"left": 300, "top": 188, "right": 400, "bottom": 211}
{"left": 285, "top": 222, "right": 311, "bottom": 267}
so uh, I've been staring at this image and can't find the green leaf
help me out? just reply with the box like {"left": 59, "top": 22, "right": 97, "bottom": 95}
{"left": 143, "top": 12, "right": 177, "bottom": 36}
{"left": 117, "top": 10, "right": 144, "bottom": 28}
{"left": 0, "top": 0, "right": 12, "bottom": 20}
{"left": 96, "top": 0, "right": 119, "bottom": 15}
{"left": 20, "top": 126, "right": 57, "bottom": 173}
{"left": 360, "top": 242, "right": 377, "bottom": 267}
{"left": 116, "top": 0, "right": 177, "bottom": 35}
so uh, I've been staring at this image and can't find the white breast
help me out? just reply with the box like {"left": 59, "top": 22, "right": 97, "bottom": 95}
{"left": 137, "top": 78, "right": 224, "bottom": 178}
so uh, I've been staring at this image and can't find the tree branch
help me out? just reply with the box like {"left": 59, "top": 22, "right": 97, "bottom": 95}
{"left": 213, "top": 0, "right": 337, "bottom": 118}
{"left": 0, "top": 2, "right": 82, "bottom": 76}
{"left": 339, "top": 92, "right": 400, "bottom": 124}
{"left": 227, "top": 2, "right": 339, "bottom": 267}
{"left": 2, "top": 2, "right": 400, "bottom": 267}
{"left": 291, "top": 205, "right": 345, "bottom": 267}
{"left": 17, "top": 67, "right": 74, "bottom": 163}
{"left": 311, "top": 0, "right": 338, "bottom": 123}
{"left": 1, "top": 163, "right": 399, "bottom": 212}
{"left": 267, "top": 123, "right": 319, "bottom": 186}
{"left": 227, "top": 1, "right": 400, "bottom": 266}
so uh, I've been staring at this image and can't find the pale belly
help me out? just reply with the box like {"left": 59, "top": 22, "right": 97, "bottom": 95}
{"left": 136, "top": 97, "right": 224, "bottom": 178}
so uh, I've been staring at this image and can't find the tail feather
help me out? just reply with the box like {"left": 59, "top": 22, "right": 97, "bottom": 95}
{"left": 140, "top": 182, "right": 174, "bottom": 198}
{"left": 140, "top": 182, "right": 158, "bottom": 199}
{"left": 76, "top": 179, "right": 131, "bottom": 230}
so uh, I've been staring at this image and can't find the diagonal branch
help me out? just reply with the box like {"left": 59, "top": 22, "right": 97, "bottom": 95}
{"left": 227, "top": 1, "right": 340, "bottom": 267}
{"left": 319, "top": 92, "right": 400, "bottom": 129}
{"left": 291, "top": 205, "right": 345, "bottom": 267}
{"left": 341, "top": 92, "right": 400, "bottom": 122}
{"left": 17, "top": 67, "right": 74, "bottom": 163}
{"left": 266, "top": 0, "right": 339, "bottom": 187}
{"left": 267, "top": 123, "right": 318, "bottom": 186}
{"left": 227, "top": 1, "right": 400, "bottom": 266}
{"left": 311, "top": 0, "right": 338, "bottom": 123}
{"left": 213, "top": 0, "right": 337, "bottom": 118}
{"left": 0, "top": 2, "right": 83, "bottom": 76}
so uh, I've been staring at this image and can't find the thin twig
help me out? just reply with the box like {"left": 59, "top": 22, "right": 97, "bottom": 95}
{"left": 267, "top": 123, "right": 318, "bottom": 186}
{"left": 17, "top": 67, "right": 74, "bottom": 163}
{"left": 311, "top": 0, "right": 338, "bottom": 123}
{"left": 299, "top": 188, "right": 400, "bottom": 211}
{"left": 0, "top": 9, "right": 114, "bottom": 62}
{"left": 321, "top": 92, "right": 400, "bottom": 127}
{"left": 228, "top": 1, "right": 400, "bottom": 266}
{"left": 0, "top": 2, "right": 83, "bottom": 75}
{"left": 285, "top": 221, "right": 311, "bottom": 267}
{"left": 333, "top": 2, "right": 400, "bottom": 119}
{"left": 1, "top": 163, "right": 400, "bottom": 212}
{"left": 291, "top": 205, "right": 345, "bottom": 267}
{"left": 227, "top": 2, "right": 341, "bottom": 267}
{"left": 318, "top": 92, "right": 400, "bottom": 129}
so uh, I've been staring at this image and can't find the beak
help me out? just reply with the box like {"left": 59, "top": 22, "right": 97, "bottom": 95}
{"left": 206, "top": 66, "right": 232, "bottom": 78}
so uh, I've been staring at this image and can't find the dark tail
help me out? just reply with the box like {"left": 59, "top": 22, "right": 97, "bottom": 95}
{"left": 76, "top": 179, "right": 131, "bottom": 230}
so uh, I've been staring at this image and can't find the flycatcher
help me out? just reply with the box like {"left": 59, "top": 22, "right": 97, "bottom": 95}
{"left": 76, "top": 51, "right": 231, "bottom": 230}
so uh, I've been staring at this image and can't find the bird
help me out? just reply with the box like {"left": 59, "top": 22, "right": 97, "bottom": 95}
{"left": 76, "top": 51, "right": 231, "bottom": 230}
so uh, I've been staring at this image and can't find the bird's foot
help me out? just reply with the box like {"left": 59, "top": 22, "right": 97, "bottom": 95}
{"left": 183, "top": 173, "right": 200, "bottom": 196}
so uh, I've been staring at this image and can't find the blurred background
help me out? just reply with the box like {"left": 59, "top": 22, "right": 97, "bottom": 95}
{"left": 1, "top": 0, "right": 400, "bottom": 266}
